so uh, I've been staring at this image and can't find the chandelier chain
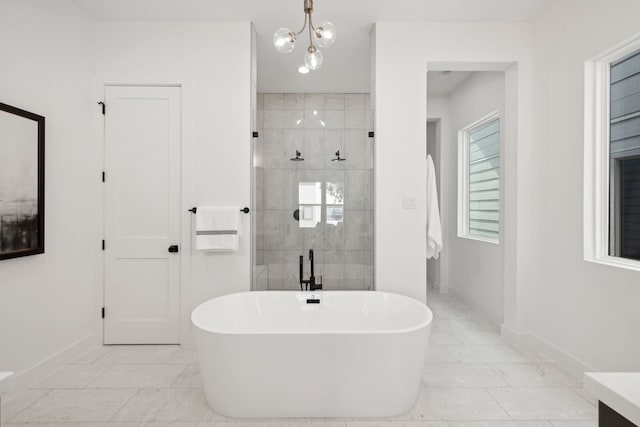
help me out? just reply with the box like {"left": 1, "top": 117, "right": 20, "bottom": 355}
{"left": 308, "top": 12, "right": 315, "bottom": 49}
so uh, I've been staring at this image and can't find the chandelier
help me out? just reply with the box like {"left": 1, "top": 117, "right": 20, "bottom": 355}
{"left": 273, "top": 0, "right": 336, "bottom": 72}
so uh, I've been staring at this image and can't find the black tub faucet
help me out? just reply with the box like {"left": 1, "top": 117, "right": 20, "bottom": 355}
{"left": 299, "top": 249, "right": 322, "bottom": 291}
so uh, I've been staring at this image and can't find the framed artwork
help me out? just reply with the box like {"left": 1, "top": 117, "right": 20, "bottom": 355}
{"left": 0, "top": 102, "right": 45, "bottom": 260}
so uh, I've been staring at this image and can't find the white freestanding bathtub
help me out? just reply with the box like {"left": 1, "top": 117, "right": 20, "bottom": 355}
{"left": 191, "top": 291, "right": 432, "bottom": 418}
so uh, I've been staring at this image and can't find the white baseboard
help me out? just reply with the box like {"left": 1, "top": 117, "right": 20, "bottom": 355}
{"left": 438, "top": 279, "right": 448, "bottom": 294}
{"left": 500, "top": 324, "right": 594, "bottom": 378}
{"left": 500, "top": 323, "right": 522, "bottom": 346}
{"left": 438, "top": 294, "right": 596, "bottom": 379}
{"left": 448, "top": 287, "right": 502, "bottom": 327}
{"left": 522, "top": 331, "right": 595, "bottom": 378}
{"left": 428, "top": 274, "right": 448, "bottom": 294}
{"left": 5, "top": 332, "right": 97, "bottom": 401}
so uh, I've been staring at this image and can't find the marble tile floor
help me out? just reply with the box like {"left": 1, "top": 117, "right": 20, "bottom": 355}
{"left": 2, "top": 292, "right": 597, "bottom": 427}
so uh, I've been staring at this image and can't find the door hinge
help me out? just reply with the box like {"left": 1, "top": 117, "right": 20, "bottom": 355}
{"left": 252, "top": 131, "right": 259, "bottom": 138}
{"left": 101, "top": 240, "right": 105, "bottom": 250}
{"left": 98, "top": 101, "right": 105, "bottom": 115}
{"left": 102, "top": 171, "right": 105, "bottom": 182}
{"left": 368, "top": 131, "right": 375, "bottom": 138}
{"left": 101, "top": 307, "right": 105, "bottom": 318}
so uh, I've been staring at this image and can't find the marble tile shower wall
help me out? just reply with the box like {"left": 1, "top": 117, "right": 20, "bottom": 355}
{"left": 255, "top": 93, "right": 374, "bottom": 291}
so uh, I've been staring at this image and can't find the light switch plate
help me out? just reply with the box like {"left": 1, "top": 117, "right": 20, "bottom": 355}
{"left": 403, "top": 196, "right": 416, "bottom": 209}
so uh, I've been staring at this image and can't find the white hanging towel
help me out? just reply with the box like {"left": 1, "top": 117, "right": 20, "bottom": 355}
{"left": 195, "top": 207, "right": 240, "bottom": 252}
{"left": 426, "top": 155, "right": 443, "bottom": 259}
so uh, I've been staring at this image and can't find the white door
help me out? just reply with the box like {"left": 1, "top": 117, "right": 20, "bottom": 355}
{"left": 104, "top": 85, "right": 181, "bottom": 344}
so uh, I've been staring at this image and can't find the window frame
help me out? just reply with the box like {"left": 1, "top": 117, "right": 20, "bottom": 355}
{"left": 584, "top": 33, "right": 640, "bottom": 271}
{"left": 457, "top": 110, "right": 501, "bottom": 244}
{"left": 325, "top": 180, "right": 344, "bottom": 226}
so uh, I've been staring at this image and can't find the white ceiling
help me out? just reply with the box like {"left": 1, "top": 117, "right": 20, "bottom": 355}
{"left": 427, "top": 71, "right": 474, "bottom": 96}
{"left": 73, "top": 0, "right": 553, "bottom": 93}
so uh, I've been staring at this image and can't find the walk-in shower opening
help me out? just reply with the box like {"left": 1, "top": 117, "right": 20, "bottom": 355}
{"left": 252, "top": 93, "right": 374, "bottom": 291}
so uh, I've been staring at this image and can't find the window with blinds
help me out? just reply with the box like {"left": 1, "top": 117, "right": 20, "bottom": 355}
{"left": 609, "top": 48, "right": 640, "bottom": 261}
{"left": 458, "top": 112, "right": 500, "bottom": 243}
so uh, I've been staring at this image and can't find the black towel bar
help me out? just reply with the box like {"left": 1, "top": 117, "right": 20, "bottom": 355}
{"left": 188, "top": 207, "right": 250, "bottom": 214}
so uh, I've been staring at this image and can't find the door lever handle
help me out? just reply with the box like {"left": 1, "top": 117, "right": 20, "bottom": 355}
{"left": 168, "top": 245, "right": 179, "bottom": 253}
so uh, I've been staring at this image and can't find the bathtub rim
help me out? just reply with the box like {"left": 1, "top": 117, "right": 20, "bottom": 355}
{"left": 191, "top": 290, "right": 433, "bottom": 336}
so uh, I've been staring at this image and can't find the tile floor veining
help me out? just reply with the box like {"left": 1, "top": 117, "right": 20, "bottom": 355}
{"left": 2, "top": 292, "right": 597, "bottom": 426}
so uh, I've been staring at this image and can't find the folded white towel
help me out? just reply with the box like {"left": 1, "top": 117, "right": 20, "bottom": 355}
{"left": 196, "top": 207, "right": 240, "bottom": 252}
{"left": 426, "top": 155, "right": 443, "bottom": 259}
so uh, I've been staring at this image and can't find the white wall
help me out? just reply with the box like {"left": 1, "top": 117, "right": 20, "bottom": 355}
{"left": 528, "top": 0, "right": 640, "bottom": 371}
{"left": 0, "top": 3, "right": 253, "bottom": 392}
{"left": 5, "top": 0, "right": 638, "bottom": 396}
{"left": 386, "top": 3, "right": 640, "bottom": 373}
{"left": 447, "top": 72, "right": 506, "bottom": 325}
{"left": 373, "top": 24, "right": 427, "bottom": 303}
{"left": 374, "top": 23, "right": 536, "bottom": 321}
{"left": 0, "top": 0, "right": 97, "bottom": 389}
{"left": 93, "top": 21, "right": 253, "bottom": 344}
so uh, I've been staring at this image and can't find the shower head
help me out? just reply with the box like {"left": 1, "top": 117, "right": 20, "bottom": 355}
{"left": 290, "top": 150, "right": 304, "bottom": 161}
{"left": 331, "top": 150, "right": 346, "bottom": 162}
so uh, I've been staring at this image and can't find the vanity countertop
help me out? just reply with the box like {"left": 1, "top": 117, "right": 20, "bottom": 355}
{"left": 584, "top": 372, "right": 640, "bottom": 425}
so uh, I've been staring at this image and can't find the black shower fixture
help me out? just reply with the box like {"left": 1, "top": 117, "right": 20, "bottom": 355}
{"left": 331, "top": 150, "right": 346, "bottom": 162}
{"left": 290, "top": 150, "right": 304, "bottom": 161}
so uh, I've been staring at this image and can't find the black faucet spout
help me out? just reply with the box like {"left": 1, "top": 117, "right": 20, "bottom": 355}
{"left": 299, "top": 249, "right": 322, "bottom": 291}
{"left": 299, "top": 255, "right": 304, "bottom": 291}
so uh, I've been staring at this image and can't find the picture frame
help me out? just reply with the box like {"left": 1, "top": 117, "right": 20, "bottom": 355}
{"left": 0, "top": 102, "right": 45, "bottom": 260}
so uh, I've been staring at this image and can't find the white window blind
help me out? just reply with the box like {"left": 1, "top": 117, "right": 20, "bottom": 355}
{"left": 467, "top": 118, "right": 500, "bottom": 241}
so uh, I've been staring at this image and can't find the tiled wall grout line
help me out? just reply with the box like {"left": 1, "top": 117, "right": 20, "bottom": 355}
{"left": 256, "top": 93, "right": 373, "bottom": 291}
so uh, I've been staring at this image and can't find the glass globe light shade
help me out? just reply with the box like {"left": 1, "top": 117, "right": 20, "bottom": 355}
{"left": 314, "top": 21, "right": 336, "bottom": 48}
{"left": 304, "top": 46, "right": 323, "bottom": 71}
{"left": 273, "top": 27, "right": 295, "bottom": 53}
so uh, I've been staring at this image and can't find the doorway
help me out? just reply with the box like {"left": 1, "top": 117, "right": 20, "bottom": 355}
{"left": 427, "top": 69, "right": 508, "bottom": 326}
{"left": 427, "top": 119, "right": 442, "bottom": 292}
{"left": 103, "top": 85, "right": 182, "bottom": 344}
